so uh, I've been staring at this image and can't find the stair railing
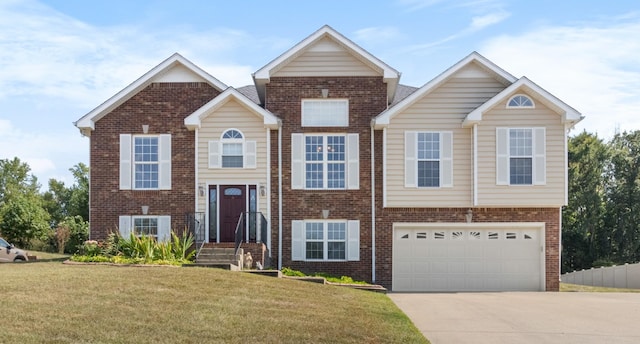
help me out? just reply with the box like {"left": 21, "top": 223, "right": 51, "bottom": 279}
{"left": 234, "top": 212, "right": 245, "bottom": 256}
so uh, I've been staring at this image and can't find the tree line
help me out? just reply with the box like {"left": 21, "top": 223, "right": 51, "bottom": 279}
{"left": 0, "top": 157, "right": 88, "bottom": 253}
{"left": 563, "top": 130, "right": 640, "bottom": 273}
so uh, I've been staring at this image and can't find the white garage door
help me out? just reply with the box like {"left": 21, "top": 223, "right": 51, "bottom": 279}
{"left": 393, "top": 225, "right": 544, "bottom": 292}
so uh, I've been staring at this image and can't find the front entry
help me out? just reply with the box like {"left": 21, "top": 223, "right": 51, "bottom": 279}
{"left": 219, "top": 185, "right": 246, "bottom": 242}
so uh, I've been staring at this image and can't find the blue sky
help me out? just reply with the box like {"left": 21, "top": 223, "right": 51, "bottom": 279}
{"left": 1, "top": 0, "right": 639, "bottom": 188}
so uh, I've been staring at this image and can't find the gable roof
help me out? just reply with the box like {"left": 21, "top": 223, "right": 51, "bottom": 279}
{"left": 252, "top": 25, "right": 401, "bottom": 105}
{"left": 373, "top": 52, "right": 516, "bottom": 129}
{"left": 462, "top": 76, "right": 583, "bottom": 126}
{"left": 75, "top": 53, "right": 227, "bottom": 136}
{"left": 184, "top": 87, "right": 280, "bottom": 130}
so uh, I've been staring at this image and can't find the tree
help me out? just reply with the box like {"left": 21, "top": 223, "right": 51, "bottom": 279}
{"left": 0, "top": 157, "right": 40, "bottom": 202}
{"left": 562, "top": 131, "right": 609, "bottom": 272}
{"left": 605, "top": 130, "right": 640, "bottom": 263}
{"left": 0, "top": 194, "right": 50, "bottom": 247}
{"left": 42, "top": 163, "right": 89, "bottom": 228}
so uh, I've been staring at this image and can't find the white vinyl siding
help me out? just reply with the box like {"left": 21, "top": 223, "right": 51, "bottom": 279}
{"left": 477, "top": 98, "right": 565, "bottom": 206}
{"left": 119, "top": 134, "right": 171, "bottom": 190}
{"left": 386, "top": 69, "right": 505, "bottom": 207}
{"left": 291, "top": 220, "right": 360, "bottom": 261}
{"left": 195, "top": 99, "right": 270, "bottom": 214}
{"left": 272, "top": 37, "right": 381, "bottom": 77}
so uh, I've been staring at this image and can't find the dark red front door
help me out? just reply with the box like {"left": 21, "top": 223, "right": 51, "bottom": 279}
{"left": 219, "top": 185, "right": 246, "bottom": 242}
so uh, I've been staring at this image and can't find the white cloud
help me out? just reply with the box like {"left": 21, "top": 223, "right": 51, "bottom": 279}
{"left": 469, "top": 11, "right": 510, "bottom": 31}
{"left": 481, "top": 16, "right": 640, "bottom": 138}
{"left": 354, "top": 27, "right": 403, "bottom": 46}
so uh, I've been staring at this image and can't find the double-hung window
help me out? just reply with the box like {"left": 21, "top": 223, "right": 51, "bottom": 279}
{"left": 291, "top": 220, "right": 360, "bottom": 261}
{"left": 134, "top": 137, "right": 159, "bottom": 189}
{"left": 118, "top": 215, "right": 171, "bottom": 242}
{"left": 496, "top": 127, "right": 546, "bottom": 185}
{"left": 208, "top": 129, "right": 256, "bottom": 169}
{"left": 405, "top": 131, "right": 453, "bottom": 188}
{"left": 291, "top": 133, "right": 359, "bottom": 190}
{"left": 119, "top": 134, "right": 171, "bottom": 190}
{"left": 305, "top": 135, "right": 345, "bottom": 189}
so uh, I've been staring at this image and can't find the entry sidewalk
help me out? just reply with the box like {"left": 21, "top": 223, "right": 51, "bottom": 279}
{"left": 389, "top": 292, "right": 640, "bottom": 344}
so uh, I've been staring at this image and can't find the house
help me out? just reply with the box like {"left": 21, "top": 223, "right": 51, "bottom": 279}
{"left": 75, "top": 25, "right": 582, "bottom": 292}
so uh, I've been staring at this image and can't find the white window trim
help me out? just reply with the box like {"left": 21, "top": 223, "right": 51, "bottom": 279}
{"left": 291, "top": 133, "right": 359, "bottom": 190}
{"left": 405, "top": 131, "right": 453, "bottom": 188}
{"left": 301, "top": 99, "right": 349, "bottom": 127}
{"left": 506, "top": 94, "right": 535, "bottom": 109}
{"left": 496, "top": 127, "right": 546, "bottom": 186}
{"left": 291, "top": 219, "right": 359, "bottom": 262}
{"left": 120, "top": 134, "right": 171, "bottom": 191}
{"left": 119, "top": 215, "right": 171, "bottom": 242}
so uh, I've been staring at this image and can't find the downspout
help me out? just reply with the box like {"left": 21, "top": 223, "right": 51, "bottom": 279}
{"left": 278, "top": 120, "right": 283, "bottom": 270}
{"left": 266, "top": 128, "right": 271, "bottom": 253}
{"left": 473, "top": 124, "right": 478, "bottom": 206}
{"left": 370, "top": 120, "right": 376, "bottom": 283}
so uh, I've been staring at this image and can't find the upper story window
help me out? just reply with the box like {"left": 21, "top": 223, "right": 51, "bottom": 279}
{"left": 509, "top": 129, "right": 533, "bottom": 184}
{"left": 291, "top": 133, "right": 359, "bottom": 190}
{"left": 507, "top": 94, "right": 534, "bottom": 108}
{"left": 496, "top": 127, "right": 546, "bottom": 186}
{"left": 305, "top": 134, "right": 345, "bottom": 189}
{"left": 208, "top": 129, "right": 256, "bottom": 169}
{"left": 301, "top": 99, "right": 349, "bottom": 127}
{"left": 119, "top": 134, "right": 171, "bottom": 190}
{"left": 404, "top": 131, "right": 453, "bottom": 188}
{"left": 221, "top": 129, "right": 244, "bottom": 168}
{"left": 134, "top": 137, "right": 159, "bottom": 189}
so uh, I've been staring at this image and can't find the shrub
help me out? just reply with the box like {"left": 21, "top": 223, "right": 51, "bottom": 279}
{"left": 55, "top": 224, "right": 71, "bottom": 254}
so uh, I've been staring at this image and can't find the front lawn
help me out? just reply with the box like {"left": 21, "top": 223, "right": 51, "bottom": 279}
{"left": 1, "top": 262, "right": 428, "bottom": 344}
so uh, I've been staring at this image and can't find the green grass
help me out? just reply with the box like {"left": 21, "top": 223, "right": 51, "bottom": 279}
{"left": 561, "top": 282, "right": 640, "bottom": 293}
{"left": 0, "top": 262, "right": 428, "bottom": 344}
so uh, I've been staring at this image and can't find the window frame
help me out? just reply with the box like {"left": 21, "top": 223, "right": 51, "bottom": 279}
{"left": 301, "top": 99, "right": 349, "bottom": 127}
{"left": 304, "top": 220, "right": 347, "bottom": 261}
{"left": 496, "top": 127, "right": 546, "bottom": 186}
{"left": 417, "top": 132, "right": 441, "bottom": 188}
{"left": 304, "top": 133, "right": 347, "bottom": 190}
{"left": 119, "top": 215, "right": 171, "bottom": 242}
{"left": 506, "top": 94, "right": 535, "bottom": 109}
{"left": 133, "top": 135, "right": 160, "bottom": 190}
{"left": 132, "top": 216, "right": 159, "bottom": 240}
{"left": 405, "top": 131, "right": 453, "bottom": 188}
{"left": 509, "top": 128, "right": 533, "bottom": 185}
{"left": 221, "top": 129, "right": 245, "bottom": 168}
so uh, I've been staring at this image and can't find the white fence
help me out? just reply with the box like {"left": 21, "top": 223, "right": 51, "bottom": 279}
{"left": 561, "top": 263, "right": 640, "bottom": 289}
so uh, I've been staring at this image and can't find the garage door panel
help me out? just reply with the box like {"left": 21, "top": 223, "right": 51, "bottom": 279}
{"left": 393, "top": 226, "right": 544, "bottom": 292}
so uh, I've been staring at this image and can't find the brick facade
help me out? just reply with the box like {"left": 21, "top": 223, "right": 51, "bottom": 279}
{"left": 266, "top": 76, "right": 387, "bottom": 281}
{"left": 89, "top": 82, "right": 219, "bottom": 239}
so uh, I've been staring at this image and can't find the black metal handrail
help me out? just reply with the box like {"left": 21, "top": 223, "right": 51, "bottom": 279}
{"left": 185, "top": 212, "right": 206, "bottom": 256}
{"left": 234, "top": 212, "right": 245, "bottom": 255}
{"left": 234, "top": 212, "right": 268, "bottom": 255}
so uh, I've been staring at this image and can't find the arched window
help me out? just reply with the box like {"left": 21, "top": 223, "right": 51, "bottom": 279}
{"left": 507, "top": 94, "right": 535, "bottom": 108}
{"left": 221, "top": 129, "right": 244, "bottom": 168}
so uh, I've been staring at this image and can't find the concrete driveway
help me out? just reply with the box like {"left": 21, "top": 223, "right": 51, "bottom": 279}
{"left": 389, "top": 292, "right": 640, "bottom": 344}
